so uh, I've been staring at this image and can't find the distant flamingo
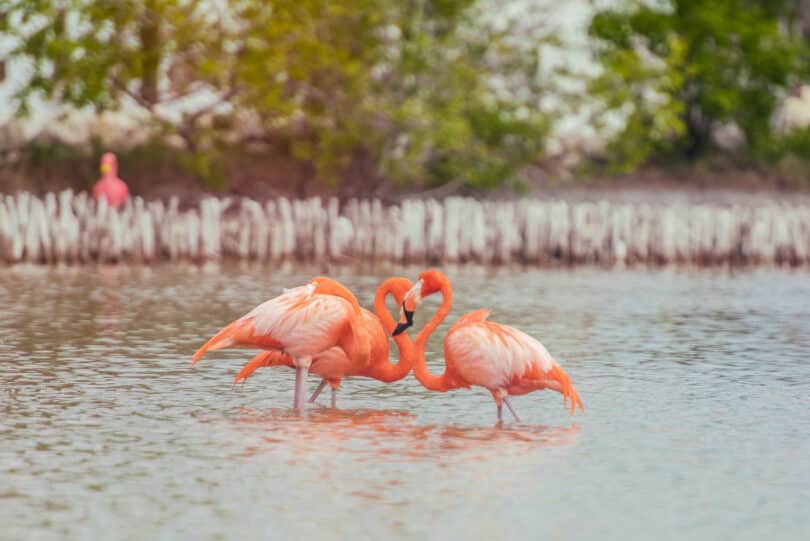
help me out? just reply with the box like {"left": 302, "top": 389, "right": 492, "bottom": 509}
{"left": 393, "top": 269, "right": 584, "bottom": 422}
{"left": 93, "top": 152, "right": 129, "bottom": 209}
{"left": 193, "top": 277, "right": 371, "bottom": 410}
{"left": 230, "top": 277, "right": 416, "bottom": 408}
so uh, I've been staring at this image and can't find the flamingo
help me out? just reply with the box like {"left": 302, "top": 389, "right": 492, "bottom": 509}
{"left": 393, "top": 269, "right": 584, "bottom": 423}
{"left": 92, "top": 152, "right": 129, "bottom": 209}
{"left": 192, "top": 277, "right": 414, "bottom": 410}
{"left": 193, "top": 276, "right": 370, "bottom": 410}
{"left": 229, "top": 277, "right": 416, "bottom": 408}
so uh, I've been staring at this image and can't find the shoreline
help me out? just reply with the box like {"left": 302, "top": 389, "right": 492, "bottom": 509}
{"left": 6, "top": 182, "right": 810, "bottom": 208}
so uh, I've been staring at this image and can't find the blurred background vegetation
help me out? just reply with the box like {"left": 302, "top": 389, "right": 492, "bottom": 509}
{"left": 3, "top": 0, "right": 810, "bottom": 197}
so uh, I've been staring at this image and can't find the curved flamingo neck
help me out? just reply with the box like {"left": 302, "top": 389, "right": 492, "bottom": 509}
{"left": 413, "top": 280, "right": 454, "bottom": 392}
{"left": 310, "top": 277, "right": 370, "bottom": 365}
{"left": 373, "top": 279, "right": 399, "bottom": 332}
{"left": 371, "top": 279, "right": 414, "bottom": 382}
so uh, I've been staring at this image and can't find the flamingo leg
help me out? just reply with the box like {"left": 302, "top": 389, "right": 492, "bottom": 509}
{"left": 308, "top": 379, "right": 328, "bottom": 403}
{"left": 496, "top": 403, "right": 503, "bottom": 423}
{"left": 503, "top": 396, "right": 521, "bottom": 422}
{"left": 330, "top": 387, "right": 337, "bottom": 408}
{"left": 293, "top": 364, "right": 310, "bottom": 411}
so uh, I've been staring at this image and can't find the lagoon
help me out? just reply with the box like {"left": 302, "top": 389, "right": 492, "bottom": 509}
{"left": 1, "top": 264, "right": 808, "bottom": 540}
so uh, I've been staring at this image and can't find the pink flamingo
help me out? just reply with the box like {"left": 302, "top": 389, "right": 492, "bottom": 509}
{"left": 192, "top": 277, "right": 375, "bottom": 410}
{"left": 229, "top": 277, "right": 416, "bottom": 408}
{"left": 393, "top": 269, "right": 584, "bottom": 423}
{"left": 93, "top": 152, "right": 129, "bottom": 209}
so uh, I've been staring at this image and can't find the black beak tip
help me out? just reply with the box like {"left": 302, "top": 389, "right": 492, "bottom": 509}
{"left": 400, "top": 301, "right": 415, "bottom": 325}
{"left": 392, "top": 321, "right": 411, "bottom": 337}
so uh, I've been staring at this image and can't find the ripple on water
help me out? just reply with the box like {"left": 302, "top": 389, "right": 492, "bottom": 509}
{"left": 1, "top": 265, "right": 809, "bottom": 541}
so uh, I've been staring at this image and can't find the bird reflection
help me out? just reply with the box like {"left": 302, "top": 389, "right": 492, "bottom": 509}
{"left": 92, "top": 265, "right": 129, "bottom": 332}
{"left": 226, "top": 407, "right": 580, "bottom": 464}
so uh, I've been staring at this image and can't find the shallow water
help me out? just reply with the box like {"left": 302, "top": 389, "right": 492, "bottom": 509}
{"left": 1, "top": 263, "right": 809, "bottom": 540}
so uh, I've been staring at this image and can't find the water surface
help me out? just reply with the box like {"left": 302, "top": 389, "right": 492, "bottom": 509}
{"left": 1, "top": 264, "right": 809, "bottom": 540}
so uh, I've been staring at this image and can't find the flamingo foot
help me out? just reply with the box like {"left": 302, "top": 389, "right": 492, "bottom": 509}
{"left": 503, "top": 396, "right": 521, "bottom": 423}
{"left": 308, "top": 380, "right": 328, "bottom": 403}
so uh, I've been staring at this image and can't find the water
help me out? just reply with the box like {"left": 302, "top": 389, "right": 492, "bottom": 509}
{"left": 1, "top": 264, "right": 809, "bottom": 541}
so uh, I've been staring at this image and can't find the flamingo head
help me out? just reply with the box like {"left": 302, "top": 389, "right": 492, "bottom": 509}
{"left": 100, "top": 152, "right": 117, "bottom": 175}
{"left": 416, "top": 269, "right": 446, "bottom": 297}
{"left": 384, "top": 277, "right": 414, "bottom": 305}
{"left": 392, "top": 269, "right": 446, "bottom": 336}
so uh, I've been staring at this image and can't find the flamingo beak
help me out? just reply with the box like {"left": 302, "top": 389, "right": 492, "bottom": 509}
{"left": 392, "top": 301, "right": 414, "bottom": 337}
{"left": 393, "top": 283, "right": 420, "bottom": 336}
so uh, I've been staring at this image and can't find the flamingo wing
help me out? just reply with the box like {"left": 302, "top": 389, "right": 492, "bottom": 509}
{"left": 193, "top": 283, "right": 356, "bottom": 364}
{"left": 357, "top": 308, "right": 389, "bottom": 364}
{"left": 445, "top": 316, "right": 583, "bottom": 414}
{"left": 449, "top": 308, "right": 492, "bottom": 329}
{"left": 249, "top": 284, "right": 356, "bottom": 354}
{"left": 308, "top": 309, "right": 387, "bottom": 378}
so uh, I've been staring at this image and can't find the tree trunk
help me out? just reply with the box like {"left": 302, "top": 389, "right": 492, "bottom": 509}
{"left": 139, "top": 1, "right": 162, "bottom": 106}
{"left": 683, "top": 102, "right": 711, "bottom": 160}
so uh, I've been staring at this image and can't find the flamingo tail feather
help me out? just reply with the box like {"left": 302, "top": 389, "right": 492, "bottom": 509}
{"left": 232, "top": 350, "right": 291, "bottom": 388}
{"left": 192, "top": 318, "right": 255, "bottom": 365}
{"left": 546, "top": 364, "right": 585, "bottom": 416}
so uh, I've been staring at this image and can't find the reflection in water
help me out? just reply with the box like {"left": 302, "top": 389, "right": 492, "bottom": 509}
{"left": 225, "top": 408, "right": 579, "bottom": 464}
{"left": 94, "top": 265, "right": 127, "bottom": 332}
{"left": 2, "top": 264, "right": 810, "bottom": 541}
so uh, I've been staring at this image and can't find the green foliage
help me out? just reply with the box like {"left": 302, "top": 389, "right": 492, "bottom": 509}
{"left": 1, "top": 0, "right": 553, "bottom": 191}
{"left": 231, "top": 0, "right": 552, "bottom": 190}
{"left": 588, "top": 0, "right": 807, "bottom": 172}
{"left": 773, "top": 126, "right": 810, "bottom": 158}
{"left": 0, "top": 0, "right": 233, "bottom": 112}
{"left": 759, "top": 124, "right": 810, "bottom": 186}
{"left": 1, "top": 0, "right": 237, "bottom": 187}
{"left": 368, "top": 1, "right": 552, "bottom": 189}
